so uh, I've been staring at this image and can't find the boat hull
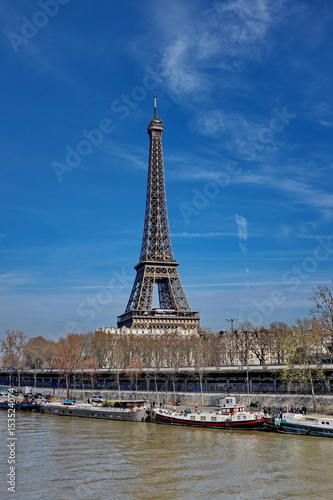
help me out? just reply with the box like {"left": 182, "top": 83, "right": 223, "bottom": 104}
{"left": 155, "top": 412, "right": 266, "bottom": 429}
{"left": 40, "top": 404, "right": 150, "bottom": 422}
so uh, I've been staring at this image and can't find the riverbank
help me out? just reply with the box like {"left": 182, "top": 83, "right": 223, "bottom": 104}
{"left": 9, "top": 386, "right": 333, "bottom": 412}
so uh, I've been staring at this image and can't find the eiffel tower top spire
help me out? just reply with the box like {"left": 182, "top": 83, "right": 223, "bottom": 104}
{"left": 139, "top": 97, "right": 174, "bottom": 263}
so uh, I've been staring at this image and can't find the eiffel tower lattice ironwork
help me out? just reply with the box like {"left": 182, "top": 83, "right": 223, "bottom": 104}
{"left": 117, "top": 98, "right": 200, "bottom": 330}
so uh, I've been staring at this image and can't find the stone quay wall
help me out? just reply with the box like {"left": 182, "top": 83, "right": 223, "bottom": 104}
{"left": 21, "top": 386, "right": 333, "bottom": 412}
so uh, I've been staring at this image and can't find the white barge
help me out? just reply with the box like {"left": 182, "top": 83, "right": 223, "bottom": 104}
{"left": 154, "top": 396, "right": 267, "bottom": 429}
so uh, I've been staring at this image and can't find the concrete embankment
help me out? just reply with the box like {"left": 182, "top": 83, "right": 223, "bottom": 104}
{"left": 19, "top": 387, "right": 333, "bottom": 412}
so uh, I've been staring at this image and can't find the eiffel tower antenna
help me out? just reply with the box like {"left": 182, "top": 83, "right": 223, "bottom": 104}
{"left": 153, "top": 95, "right": 157, "bottom": 118}
{"left": 117, "top": 98, "right": 200, "bottom": 330}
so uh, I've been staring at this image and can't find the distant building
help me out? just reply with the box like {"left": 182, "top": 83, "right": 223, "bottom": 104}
{"left": 101, "top": 326, "right": 199, "bottom": 337}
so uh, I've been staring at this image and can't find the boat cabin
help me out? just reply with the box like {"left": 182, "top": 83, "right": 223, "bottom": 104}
{"left": 102, "top": 400, "right": 147, "bottom": 409}
{"left": 220, "top": 396, "right": 246, "bottom": 414}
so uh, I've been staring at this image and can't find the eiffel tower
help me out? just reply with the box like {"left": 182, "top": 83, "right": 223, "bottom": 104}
{"left": 117, "top": 98, "right": 200, "bottom": 330}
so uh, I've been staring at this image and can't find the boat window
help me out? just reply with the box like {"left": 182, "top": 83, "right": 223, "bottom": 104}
{"left": 190, "top": 416, "right": 196, "bottom": 420}
{"left": 200, "top": 416, "right": 206, "bottom": 421}
{"left": 211, "top": 417, "right": 217, "bottom": 421}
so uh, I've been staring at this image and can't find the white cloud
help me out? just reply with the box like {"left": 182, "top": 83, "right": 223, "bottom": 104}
{"left": 234, "top": 171, "right": 333, "bottom": 211}
{"left": 157, "top": 0, "right": 289, "bottom": 100}
{"left": 0, "top": 273, "right": 31, "bottom": 286}
{"left": 192, "top": 110, "right": 225, "bottom": 138}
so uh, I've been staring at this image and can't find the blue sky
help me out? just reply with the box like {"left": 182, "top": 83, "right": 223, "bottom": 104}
{"left": 1, "top": 0, "right": 333, "bottom": 340}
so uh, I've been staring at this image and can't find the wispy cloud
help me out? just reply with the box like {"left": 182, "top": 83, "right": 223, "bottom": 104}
{"left": 0, "top": 272, "right": 31, "bottom": 286}
{"left": 235, "top": 214, "right": 248, "bottom": 253}
{"left": 234, "top": 171, "right": 333, "bottom": 211}
{"left": 102, "top": 142, "right": 147, "bottom": 171}
{"left": 171, "top": 231, "right": 239, "bottom": 238}
{"left": 186, "top": 280, "right": 332, "bottom": 288}
{"left": 192, "top": 110, "right": 225, "bottom": 138}
{"left": 157, "top": 0, "right": 290, "bottom": 101}
{"left": 297, "top": 234, "right": 333, "bottom": 239}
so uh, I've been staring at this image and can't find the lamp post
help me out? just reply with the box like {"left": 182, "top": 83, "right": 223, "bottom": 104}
{"left": 226, "top": 318, "right": 238, "bottom": 334}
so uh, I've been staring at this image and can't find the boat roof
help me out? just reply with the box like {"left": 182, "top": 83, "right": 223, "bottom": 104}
{"left": 107, "top": 400, "right": 147, "bottom": 404}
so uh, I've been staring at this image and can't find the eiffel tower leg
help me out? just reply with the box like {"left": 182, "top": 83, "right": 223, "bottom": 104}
{"left": 126, "top": 267, "right": 155, "bottom": 312}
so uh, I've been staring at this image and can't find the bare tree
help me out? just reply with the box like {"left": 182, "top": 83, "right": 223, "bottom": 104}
{"left": 1, "top": 330, "right": 28, "bottom": 388}
{"left": 234, "top": 322, "right": 254, "bottom": 365}
{"left": 125, "top": 353, "right": 144, "bottom": 395}
{"left": 309, "top": 281, "right": 333, "bottom": 360}
{"left": 280, "top": 318, "right": 326, "bottom": 411}
{"left": 52, "top": 333, "right": 83, "bottom": 399}
{"left": 310, "top": 281, "right": 333, "bottom": 329}
{"left": 250, "top": 328, "right": 273, "bottom": 365}
{"left": 24, "top": 336, "right": 55, "bottom": 369}
{"left": 269, "top": 322, "right": 290, "bottom": 364}
{"left": 89, "top": 329, "right": 114, "bottom": 368}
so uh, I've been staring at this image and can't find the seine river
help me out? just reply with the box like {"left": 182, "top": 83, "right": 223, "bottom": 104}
{"left": 1, "top": 411, "right": 332, "bottom": 500}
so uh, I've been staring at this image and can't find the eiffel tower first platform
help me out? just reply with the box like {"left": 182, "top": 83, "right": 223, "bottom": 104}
{"left": 117, "top": 98, "right": 200, "bottom": 331}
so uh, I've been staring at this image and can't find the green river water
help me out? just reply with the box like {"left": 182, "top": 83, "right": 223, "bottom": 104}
{"left": 0, "top": 411, "right": 332, "bottom": 500}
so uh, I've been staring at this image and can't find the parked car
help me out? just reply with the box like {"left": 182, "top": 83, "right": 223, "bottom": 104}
{"left": 91, "top": 396, "right": 104, "bottom": 403}
{"left": 33, "top": 393, "right": 44, "bottom": 399}
{"left": 43, "top": 395, "right": 53, "bottom": 400}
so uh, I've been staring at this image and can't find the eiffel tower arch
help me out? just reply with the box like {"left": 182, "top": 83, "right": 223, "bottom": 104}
{"left": 117, "top": 98, "right": 200, "bottom": 330}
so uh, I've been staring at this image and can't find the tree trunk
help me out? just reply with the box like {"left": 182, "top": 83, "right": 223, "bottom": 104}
{"left": 154, "top": 374, "right": 160, "bottom": 404}
{"left": 172, "top": 375, "right": 176, "bottom": 402}
{"left": 116, "top": 371, "right": 121, "bottom": 399}
{"left": 65, "top": 373, "right": 69, "bottom": 399}
{"left": 199, "top": 372, "right": 204, "bottom": 405}
{"left": 81, "top": 370, "right": 85, "bottom": 399}
{"left": 309, "top": 370, "right": 316, "bottom": 412}
{"left": 17, "top": 370, "right": 21, "bottom": 396}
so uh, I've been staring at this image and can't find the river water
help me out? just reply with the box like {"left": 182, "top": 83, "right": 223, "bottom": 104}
{"left": 1, "top": 411, "right": 332, "bottom": 500}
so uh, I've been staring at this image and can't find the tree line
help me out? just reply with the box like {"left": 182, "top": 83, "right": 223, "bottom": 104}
{"left": 1, "top": 282, "right": 332, "bottom": 405}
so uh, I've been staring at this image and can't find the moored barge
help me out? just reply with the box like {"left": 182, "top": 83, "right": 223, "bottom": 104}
{"left": 154, "top": 396, "right": 267, "bottom": 429}
{"left": 267, "top": 412, "right": 333, "bottom": 437}
{"left": 39, "top": 400, "right": 151, "bottom": 422}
